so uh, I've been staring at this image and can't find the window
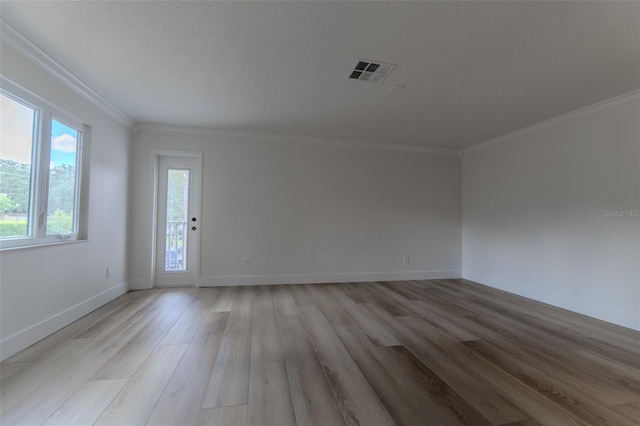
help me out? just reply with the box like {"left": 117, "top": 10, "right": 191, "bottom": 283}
{"left": 0, "top": 83, "right": 87, "bottom": 249}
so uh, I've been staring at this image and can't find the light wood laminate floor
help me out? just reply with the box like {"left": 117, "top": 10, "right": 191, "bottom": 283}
{"left": 1, "top": 279, "right": 639, "bottom": 425}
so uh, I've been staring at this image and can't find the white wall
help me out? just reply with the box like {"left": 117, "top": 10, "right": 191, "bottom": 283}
{"left": 129, "top": 126, "right": 461, "bottom": 289}
{"left": 0, "top": 39, "right": 131, "bottom": 360}
{"left": 462, "top": 92, "right": 640, "bottom": 330}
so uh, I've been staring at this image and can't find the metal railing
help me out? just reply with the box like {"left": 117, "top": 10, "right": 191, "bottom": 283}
{"left": 165, "top": 221, "right": 187, "bottom": 270}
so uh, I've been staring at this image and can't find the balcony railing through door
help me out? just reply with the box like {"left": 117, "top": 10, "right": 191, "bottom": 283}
{"left": 165, "top": 221, "right": 187, "bottom": 271}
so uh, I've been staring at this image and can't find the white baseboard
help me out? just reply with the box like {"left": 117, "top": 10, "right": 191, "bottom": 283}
{"left": 199, "top": 270, "right": 460, "bottom": 287}
{"left": 462, "top": 270, "right": 640, "bottom": 331}
{"left": 0, "top": 281, "right": 129, "bottom": 361}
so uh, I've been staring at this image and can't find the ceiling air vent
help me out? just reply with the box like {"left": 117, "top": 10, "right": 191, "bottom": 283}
{"left": 347, "top": 59, "right": 396, "bottom": 84}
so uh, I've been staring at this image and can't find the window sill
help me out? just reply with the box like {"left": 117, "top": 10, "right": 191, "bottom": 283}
{"left": 0, "top": 239, "right": 89, "bottom": 253}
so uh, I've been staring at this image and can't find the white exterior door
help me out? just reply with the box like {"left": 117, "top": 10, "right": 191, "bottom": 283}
{"left": 155, "top": 155, "right": 201, "bottom": 287}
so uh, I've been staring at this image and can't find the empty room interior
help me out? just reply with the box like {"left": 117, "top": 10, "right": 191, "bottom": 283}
{"left": 0, "top": 1, "right": 639, "bottom": 425}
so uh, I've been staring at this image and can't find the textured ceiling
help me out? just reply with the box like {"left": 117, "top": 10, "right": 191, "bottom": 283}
{"left": 1, "top": 1, "right": 638, "bottom": 149}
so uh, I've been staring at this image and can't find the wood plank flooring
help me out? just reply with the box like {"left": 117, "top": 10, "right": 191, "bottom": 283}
{"left": 1, "top": 279, "right": 639, "bottom": 425}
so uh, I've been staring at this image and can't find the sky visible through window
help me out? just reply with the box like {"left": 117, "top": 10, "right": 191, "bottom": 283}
{"left": 0, "top": 95, "right": 77, "bottom": 167}
{"left": 0, "top": 93, "right": 34, "bottom": 165}
{"left": 51, "top": 120, "right": 78, "bottom": 168}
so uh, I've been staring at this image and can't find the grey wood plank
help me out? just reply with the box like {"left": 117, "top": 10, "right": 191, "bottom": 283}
{"left": 609, "top": 401, "right": 640, "bottom": 424}
{"left": 91, "top": 338, "right": 158, "bottom": 380}
{"left": 399, "top": 316, "right": 606, "bottom": 425}
{"left": 248, "top": 361, "right": 296, "bottom": 426}
{"left": 159, "top": 288, "right": 220, "bottom": 345}
{"left": 251, "top": 287, "right": 283, "bottom": 362}
{"left": 277, "top": 315, "right": 345, "bottom": 426}
{"left": 0, "top": 362, "right": 32, "bottom": 387}
{"left": 305, "top": 284, "right": 353, "bottom": 326}
{"left": 568, "top": 349, "right": 640, "bottom": 385}
{"left": 42, "top": 379, "right": 128, "bottom": 426}
{"left": 130, "top": 293, "right": 195, "bottom": 342}
{"left": 299, "top": 304, "right": 395, "bottom": 426}
{"left": 327, "top": 286, "right": 401, "bottom": 346}
{"left": 1, "top": 339, "right": 90, "bottom": 414}
{"left": 273, "top": 284, "right": 299, "bottom": 316}
{"left": 361, "top": 306, "right": 530, "bottom": 424}
{"left": 335, "top": 325, "right": 467, "bottom": 426}
{"left": 198, "top": 405, "right": 247, "bottom": 426}
{"left": 2, "top": 290, "right": 146, "bottom": 364}
{"left": 289, "top": 284, "right": 315, "bottom": 306}
{"left": 202, "top": 287, "right": 254, "bottom": 408}
{"left": 209, "top": 286, "right": 238, "bottom": 312}
{"left": 461, "top": 339, "right": 639, "bottom": 425}
{"left": 1, "top": 307, "right": 161, "bottom": 424}
{"left": 145, "top": 311, "right": 229, "bottom": 425}
{"left": 95, "top": 343, "right": 188, "bottom": 425}
{"left": 72, "top": 290, "right": 163, "bottom": 340}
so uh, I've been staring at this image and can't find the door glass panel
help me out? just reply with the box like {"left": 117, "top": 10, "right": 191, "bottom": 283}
{"left": 165, "top": 168, "right": 189, "bottom": 271}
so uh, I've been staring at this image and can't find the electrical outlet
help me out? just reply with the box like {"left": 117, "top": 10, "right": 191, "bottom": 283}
{"left": 106, "top": 267, "right": 112, "bottom": 279}
{"left": 243, "top": 257, "right": 251, "bottom": 267}
{"left": 402, "top": 256, "right": 410, "bottom": 264}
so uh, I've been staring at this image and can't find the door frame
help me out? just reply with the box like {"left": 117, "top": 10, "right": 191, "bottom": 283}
{"left": 150, "top": 150, "right": 203, "bottom": 288}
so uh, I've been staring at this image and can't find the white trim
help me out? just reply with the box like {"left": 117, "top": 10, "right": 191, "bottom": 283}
{"left": 137, "top": 123, "right": 459, "bottom": 156}
{"left": 0, "top": 19, "right": 134, "bottom": 128}
{"left": 0, "top": 281, "right": 128, "bottom": 361}
{"left": 462, "top": 90, "right": 640, "bottom": 155}
{"left": 199, "top": 270, "right": 460, "bottom": 287}
{"left": 462, "top": 271, "right": 640, "bottom": 332}
{"left": 0, "top": 238, "right": 89, "bottom": 253}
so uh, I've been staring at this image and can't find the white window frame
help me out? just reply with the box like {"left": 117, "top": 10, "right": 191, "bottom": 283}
{"left": 0, "top": 80, "right": 89, "bottom": 250}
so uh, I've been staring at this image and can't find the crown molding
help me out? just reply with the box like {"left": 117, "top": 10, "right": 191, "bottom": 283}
{"left": 0, "top": 19, "right": 134, "bottom": 128}
{"left": 137, "top": 122, "right": 460, "bottom": 156}
{"left": 462, "top": 89, "right": 640, "bottom": 155}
